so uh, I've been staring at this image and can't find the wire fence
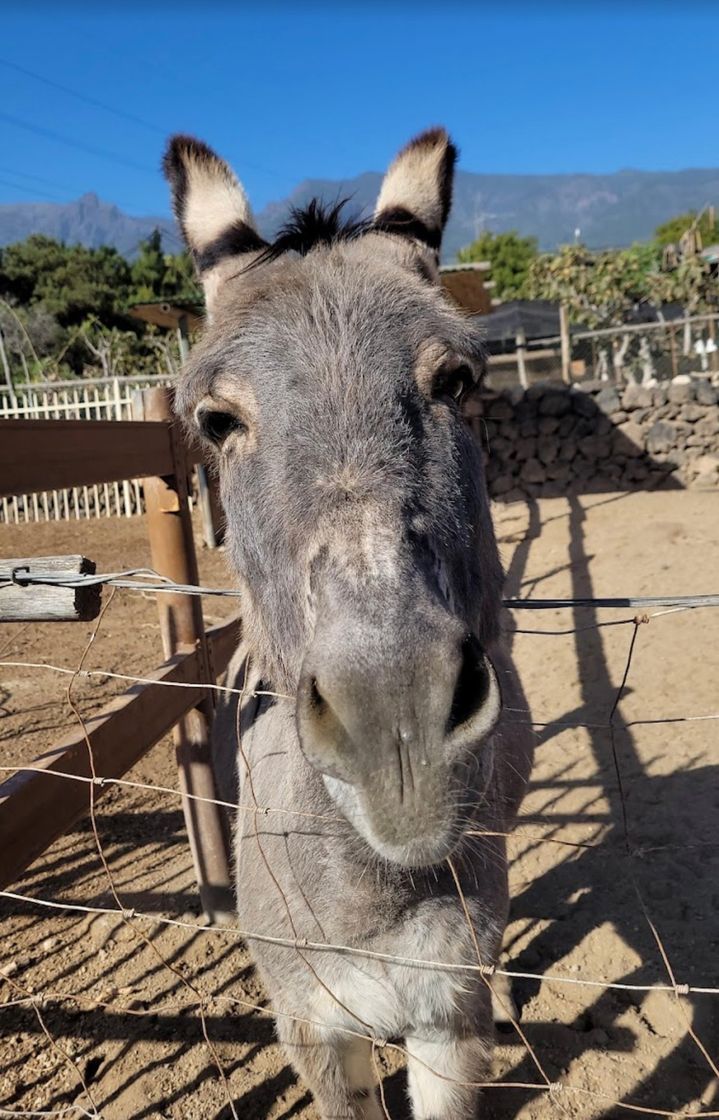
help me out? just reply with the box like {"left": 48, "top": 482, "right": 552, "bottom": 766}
{"left": 0, "top": 575, "right": 718, "bottom": 1119}
{"left": 488, "top": 312, "right": 719, "bottom": 389}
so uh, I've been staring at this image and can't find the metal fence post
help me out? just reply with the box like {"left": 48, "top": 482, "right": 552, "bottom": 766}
{"left": 133, "top": 386, "right": 233, "bottom": 922}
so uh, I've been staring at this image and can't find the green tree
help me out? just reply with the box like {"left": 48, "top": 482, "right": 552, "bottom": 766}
{"left": 129, "top": 230, "right": 202, "bottom": 305}
{"left": 161, "top": 249, "right": 201, "bottom": 303}
{"left": 648, "top": 253, "right": 717, "bottom": 316}
{"left": 0, "top": 236, "right": 132, "bottom": 326}
{"left": 655, "top": 209, "right": 719, "bottom": 248}
{"left": 130, "top": 230, "right": 166, "bottom": 302}
{"left": 457, "top": 230, "right": 537, "bottom": 301}
{"left": 0, "top": 232, "right": 205, "bottom": 382}
{"left": 526, "top": 242, "right": 661, "bottom": 328}
{"left": 0, "top": 235, "right": 68, "bottom": 305}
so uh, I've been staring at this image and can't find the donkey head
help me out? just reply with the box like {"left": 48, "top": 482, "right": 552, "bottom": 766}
{"left": 165, "top": 129, "right": 504, "bottom": 868}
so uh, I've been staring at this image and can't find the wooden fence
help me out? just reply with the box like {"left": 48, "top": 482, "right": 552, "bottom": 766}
{"left": 0, "top": 386, "right": 234, "bottom": 919}
{"left": 487, "top": 311, "right": 719, "bottom": 390}
{"left": 0, "top": 375, "right": 172, "bottom": 524}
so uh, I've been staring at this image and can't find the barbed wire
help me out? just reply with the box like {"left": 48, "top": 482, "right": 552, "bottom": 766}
{"left": 0, "top": 659, "right": 293, "bottom": 702}
{"left": 603, "top": 621, "right": 719, "bottom": 1085}
{"left": 2, "top": 563, "right": 719, "bottom": 613}
{"left": 1, "top": 764, "right": 717, "bottom": 860}
{"left": 2, "top": 886, "right": 716, "bottom": 998}
{"left": 2, "top": 658, "right": 718, "bottom": 735}
{"left": 5, "top": 978, "right": 719, "bottom": 1119}
{"left": 2, "top": 574, "right": 718, "bottom": 1116}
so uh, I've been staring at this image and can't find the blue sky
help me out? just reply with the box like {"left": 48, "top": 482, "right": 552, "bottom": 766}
{"left": 2, "top": 2, "right": 718, "bottom": 219}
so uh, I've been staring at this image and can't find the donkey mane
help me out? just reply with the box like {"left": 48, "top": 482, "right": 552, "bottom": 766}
{"left": 251, "top": 198, "right": 370, "bottom": 267}
{"left": 250, "top": 192, "right": 450, "bottom": 271}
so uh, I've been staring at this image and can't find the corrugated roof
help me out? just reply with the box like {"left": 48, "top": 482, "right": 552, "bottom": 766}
{"left": 473, "top": 300, "right": 560, "bottom": 343}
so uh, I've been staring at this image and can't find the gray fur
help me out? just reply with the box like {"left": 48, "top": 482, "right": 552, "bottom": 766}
{"left": 167, "top": 127, "right": 534, "bottom": 1118}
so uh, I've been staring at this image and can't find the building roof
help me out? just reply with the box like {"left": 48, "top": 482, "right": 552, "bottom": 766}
{"left": 129, "top": 301, "right": 204, "bottom": 332}
{"left": 473, "top": 300, "right": 560, "bottom": 344}
{"left": 440, "top": 263, "right": 494, "bottom": 315}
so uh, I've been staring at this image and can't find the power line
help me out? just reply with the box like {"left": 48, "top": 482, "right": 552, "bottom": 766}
{"left": 0, "top": 111, "right": 157, "bottom": 176}
{"left": 0, "top": 176, "right": 68, "bottom": 204}
{"left": 0, "top": 56, "right": 287, "bottom": 186}
{"left": 0, "top": 165, "right": 84, "bottom": 194}
{"left": 0, "top": 56, "right": 167, "bottom": 136}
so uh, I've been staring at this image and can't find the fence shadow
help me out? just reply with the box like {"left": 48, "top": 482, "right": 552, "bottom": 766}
{"left": 482, "top": 494, "right": 718, "bottom": 1119}
{"left": 2, "top": 393, "right": 715, "bottom": 1117}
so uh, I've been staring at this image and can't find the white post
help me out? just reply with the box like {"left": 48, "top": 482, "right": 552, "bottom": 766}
{"left": 515, "top": 328, "right": 528, "bottom": 389}
{"left": 0, "top": 327, "right": 11, "bottom": 391}
{"left": 559, "top": 304, "right": 571, "bottom": 383}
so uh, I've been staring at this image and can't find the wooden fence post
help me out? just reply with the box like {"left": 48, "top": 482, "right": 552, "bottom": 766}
{"left": 669, "top": 326, "right": 678, "bottom": 379}
{"left": 133, "top": 386, "right": 233, "bottom": 922}
{"left": 0, "top": 556, "right": 101, "bottom": 622}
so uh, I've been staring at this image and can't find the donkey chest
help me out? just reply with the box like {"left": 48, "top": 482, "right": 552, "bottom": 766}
{"left": 308, "top": 916, "right": 481, "bottom": 1037}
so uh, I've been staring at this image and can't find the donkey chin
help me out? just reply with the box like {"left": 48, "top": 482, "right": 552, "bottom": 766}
{"left": 322, "top": 772, "right": 469, "bottom": 868}
{"left": 298, "top": 653, "right": 502, "bottom": 869}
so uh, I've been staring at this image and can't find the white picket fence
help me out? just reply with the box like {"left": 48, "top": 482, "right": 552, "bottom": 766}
{"left": 0, "top": 376, "right": 174, "bottom": 524}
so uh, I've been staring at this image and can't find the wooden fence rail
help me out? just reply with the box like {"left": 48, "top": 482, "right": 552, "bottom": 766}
{"left": 0, "top": 376, "right": 171, "bottom": 523}
{"left": 0, "top": 419, "right": 182, "bottom": 496}
{"left": 0, "top": 619, "right": 238, "bottom": 895}
{"left": 0, "top": 388, "right": 234, "bottom": 920}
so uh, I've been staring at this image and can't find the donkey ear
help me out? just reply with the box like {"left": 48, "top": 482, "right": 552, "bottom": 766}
{"left": 373, "top": 128, "right": 457, "bottom": 263}
{"left": 163, "top": 135, "right": 267, "bottom": 313}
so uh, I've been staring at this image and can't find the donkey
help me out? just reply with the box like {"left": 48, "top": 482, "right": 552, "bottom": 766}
{"left": 164, "top": 128, "right": 534, "bottom": 1120}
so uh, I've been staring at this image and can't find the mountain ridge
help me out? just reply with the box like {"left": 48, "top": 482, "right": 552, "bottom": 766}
{"left": 2, "top": 165, "right": 719, "bottom": 260}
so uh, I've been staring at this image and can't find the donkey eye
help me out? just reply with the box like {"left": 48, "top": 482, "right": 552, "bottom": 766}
{"left": 197, "top": 407, "right": 245, "bottom": 446}
{"left": 433, "top": 364, "right": 473, "bottom": 405}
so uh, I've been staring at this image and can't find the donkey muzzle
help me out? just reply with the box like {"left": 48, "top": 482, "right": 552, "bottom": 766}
{"left": 296, "top": 627, "right": 501, "bottom": 865}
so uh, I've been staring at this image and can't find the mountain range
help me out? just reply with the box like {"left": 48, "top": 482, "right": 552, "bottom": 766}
{"left": 2, "top": 166, "right": 719, "bottom": 260}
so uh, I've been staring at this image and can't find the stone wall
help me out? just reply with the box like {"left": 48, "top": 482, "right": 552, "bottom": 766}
{"left": 465, "top": 377, "right": 719, "bottom": 502}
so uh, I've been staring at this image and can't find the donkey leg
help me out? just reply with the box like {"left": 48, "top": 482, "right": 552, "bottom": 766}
{"left": 277, "top": 1017, "right": 383, "bottom": 1120}
{"left": 491, "top": 970, "right": 519, "bottom": 1027}
{"left": 405, "top": 1029, "right": 492, "bottom": 1120}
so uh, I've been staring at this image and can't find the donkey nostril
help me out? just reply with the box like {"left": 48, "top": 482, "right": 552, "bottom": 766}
{"left": 447, "top": 635, "right": 490, "bottom": 734}
{"left": 309, "top": 677, "right": 327, "bottom": 713}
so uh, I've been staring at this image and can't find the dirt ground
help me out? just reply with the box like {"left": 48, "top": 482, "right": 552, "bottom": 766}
{"left": 1, "top": 490, "right": 717, "bottom": 1120}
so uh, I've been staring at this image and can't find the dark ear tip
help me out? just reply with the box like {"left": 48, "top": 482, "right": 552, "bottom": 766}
{"left": 415, "top": 125, "right": 450, "bottom": 144}
{"left": 404, "top": 126, "right": 458, "bottom": 159}
{"left": 162, "top": 134, "right": 219, "bottom": 184}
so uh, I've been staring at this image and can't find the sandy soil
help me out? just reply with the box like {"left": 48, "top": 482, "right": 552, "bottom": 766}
{"left": 0, "top": 490, "right": 717, "bottom": 1120}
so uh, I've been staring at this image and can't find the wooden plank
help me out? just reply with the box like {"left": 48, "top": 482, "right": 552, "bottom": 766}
{"left": 0, "top": 420, "right": 175, "bottom": 497}
{"left": 0, "top": 618, "right": 241, "bottom": 890}
{"left": 0, "top": 556, "right": 101, "bottom": 622}
{"left": 487, "top": 348, "right": 560, "bottom": 365}
{"left": 0, "top": 647, "right": 204, "bottom": 890}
